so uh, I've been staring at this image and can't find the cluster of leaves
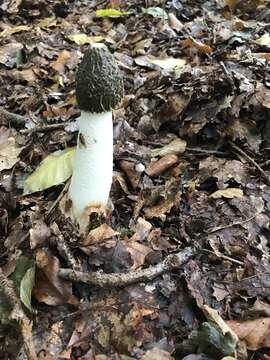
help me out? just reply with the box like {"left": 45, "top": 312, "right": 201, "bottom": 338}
{"left": 0, "top": 0, "right": 270, "bottom": 359}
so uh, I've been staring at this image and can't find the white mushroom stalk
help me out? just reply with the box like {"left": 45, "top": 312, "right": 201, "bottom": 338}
{"left": 68, "top": 43, "right": 124, "bottom": 221}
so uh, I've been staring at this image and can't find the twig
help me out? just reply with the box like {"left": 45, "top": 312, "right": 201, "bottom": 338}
{"left": 45, "top": 181, "right": 70, "bottom": 222}
{"left": 229, "top": 141, "right": 270, "bottom": 186}
{"left": 51, "top": 222, "right": 81, "bottom": 272}
{"left": 0, "top": 107, "right": 27, "bottom": 127}
{"left": 208, "top": 213, "right": 259, "bottom": 233}
{"left": 59, "top": 247, "right": 195, "bottom": 287}
{"left": 201, "top": 249, "right": 244, "bottom": 266}
{"left": 20, "top": 123, "right": 68, "bottom": 134}
{"left": 0, "top": 269, "right": 37, "bottom": 360}
{"left": 186, "top": 147, "right": 228, "bottom": 156}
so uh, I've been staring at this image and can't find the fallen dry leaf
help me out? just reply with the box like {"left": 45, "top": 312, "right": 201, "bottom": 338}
{"left": 256, "top": 83, "right": 270, "bottom": 108}
{"left": 83, "top": 223, "right": 118, "bottom": 246}
{"left": 256, "top": 33, "right": 270, "bottom": 47}
{"left": 130, "top": 217, "right": 152, "bottom": 242}
{"left": 0, "top": 127, "right": 22, "bottom": 171}
{"left": 66, "top": 34, "right": 104, "bottom": 45}
{"left": 226, "top": 318, "right": 270, "bottom": 350}
{"left": 149, "top": 57, "right": 186, "bottom": 71}
{"left": 33, "top": 249, "right": 77, "bottom": 306}
{"left": 144, "top": 197, "right": 178, "bottom": 219}
{"left": 119, "top": 160, "right": 142, "bottom": 188}
{"left": 210, "top": 188, "right": 244, "bottom": 199}
{"left": 181, "top": 37, "right": 213, "bottom": 54}
{"left": 141, "top": 348, "right": 173, "bottom": 360}
{"left": 0, "top": 25, "right": 31, "bottom": 37}
{"left": 0, "top": 42, "right": 23, "bottom": 67}
{"left": 168, "top": 13, "right": 183, "bottom": 31}
{"left": 151, "top": 138, "right": 187, "bottom": 157}
{"left": 29, "top": 220, "right": 51, "bottom": 249}
{"left": 126, "top": 241, "right": 152, "bottom": 269}
{"left": 51, "top": 50, "right": 71, "bottom": 73}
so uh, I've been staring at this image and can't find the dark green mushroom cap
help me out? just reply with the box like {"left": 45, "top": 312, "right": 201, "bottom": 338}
{"left": 76, "top": 43, "right": 124, "bottom": 113}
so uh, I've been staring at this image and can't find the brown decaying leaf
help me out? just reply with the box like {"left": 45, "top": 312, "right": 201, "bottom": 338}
{"left": 141, "top": 348, "right": 173, "bottom": 360}
{"left": 181, "top": 37, "right": 213, "bottom": 54}
{"left": 120, "top": 160, "right": 142, "bottom": 188}
{"left": 199, "top": 157, "right": 249, "bottom": 187}
{"left": 226, "top": 318, "right": 270, "bottom": 350}
{"left": 130, "top": 217, "right": 152, "bottom": 242}
{"left": 83, "top": 223, "right": 118, "bottom": 246}
{"left": 144, "top": 195, "right": 180, "bottom": 219}
{"left": 126, "top": 241, "right": 152, "bottom": 270}
{"left": 29, "top": 219, "right": 51, "bottom": 249}
{"left": 33, "top": 249, "right": 77, "bottom": 306}
{"left": 256, "top": 83, "right": 270, "bottom": 109}
{"left": 51, "top": 50, "right": 71, "bottom": 73}
{"left": 0, "top": 127, "right": 22, "bottom": 171}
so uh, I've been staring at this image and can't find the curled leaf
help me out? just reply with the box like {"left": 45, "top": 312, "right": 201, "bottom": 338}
{"left": 151, "top": 138, "right": 187, "bottom": 157}
{"left": 142, "top": 7, "right": 168, "bottom": 19}
{"left": 149, "top": 58, "right": 186, "bottom": 71}
{"left": 210, "top": 188, "right": 243, "bottom": 199}
{"left": 66, "top": 34, "right": 104, "bottom": 45}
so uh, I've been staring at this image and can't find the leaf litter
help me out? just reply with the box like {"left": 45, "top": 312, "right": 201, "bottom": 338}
{"left": 0, "top": 0, "right": 270, "bottom": 359}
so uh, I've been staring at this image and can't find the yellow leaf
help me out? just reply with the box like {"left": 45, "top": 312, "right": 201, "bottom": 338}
{"left": 151, "top": 138, "right": 187, "bottom": 157}
{"left": 210, "top": 188, "right": 243, "bottom": 199}
{"left": 150, "top": 57, "right": 186, "bottom": 70}
{"left": 96, "top": 8, "right": 131, "bottom": 18}
{"left": 24, "top": 147, "right": 75, "bottom": 194}
{"left": 36, "top": 17, "right": 57, "bottom": 29}
{"left": 66, "top": 34, "right": 104, "bottom": 45}
{"left": 255, "top": 33, "right": 270, "bottom": 47}
{"left": 0, "top": 25, "right": 31, "bottom": 38}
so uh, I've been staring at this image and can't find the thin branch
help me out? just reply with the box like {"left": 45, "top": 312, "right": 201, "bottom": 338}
{"left": 229, "top": 141, "right": 270, "bottom": 186}
{"left": 59, "top": 247, "right": 195, "bottom": 287}
{"left": 201, "top": 249, "right": 244, "bottom": 266}
{"left": 20, "top": 122, "right": 68, "bottom": 134}
{"left": 0, "top": 269, "right": 37, "bottom": 360}
{"left": 208, "top": 213, "right": 259, "bottom": 234}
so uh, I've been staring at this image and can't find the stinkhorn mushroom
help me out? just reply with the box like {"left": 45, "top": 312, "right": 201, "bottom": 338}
{"left": 68, "top": 43, "right": 124, "bottom": 221}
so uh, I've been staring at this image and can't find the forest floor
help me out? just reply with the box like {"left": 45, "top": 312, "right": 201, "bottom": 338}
{"left": 0, "top": 0, "right": 270, "bottom": 359}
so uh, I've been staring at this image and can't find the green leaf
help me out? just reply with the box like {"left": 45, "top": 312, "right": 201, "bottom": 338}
{"left": 24, "top": 147, "right": 75, "bottom": 194}
{"left": 20, "top": 266, "right": 36, "bottom": 313}
{"left": 189, "top": 322, "right": 237, "bottom": 358}
{"left": 0, "top": 292, "right": 12, "bottom": 323}
{"left": 96, "top": 9, "right": 132, "bottom": 18}
{"left": 66, "top": 34, "right": 105, "bottom": 45}
{"left": 142, "top": 7, "right": 168, "bottom": 19}
{"left": 11, "top": 256, "right": 34, "bottom": 293}
{"left": 16, "top": 49, "right": 25, "bottom": 66}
